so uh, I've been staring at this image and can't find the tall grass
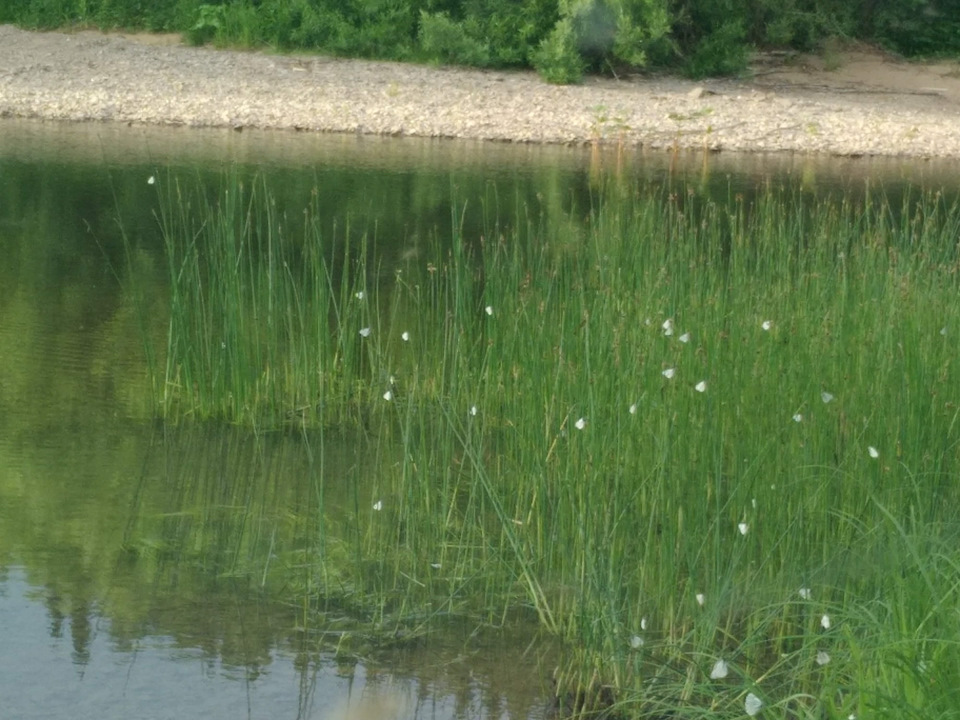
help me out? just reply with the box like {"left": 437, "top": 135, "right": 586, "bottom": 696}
{"left": 151, "top": 173, "right": 960, "bottom": 718}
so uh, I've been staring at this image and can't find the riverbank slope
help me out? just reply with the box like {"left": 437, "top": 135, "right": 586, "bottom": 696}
{"left": 1, "top": 25, "right": 958, "bottom": 158}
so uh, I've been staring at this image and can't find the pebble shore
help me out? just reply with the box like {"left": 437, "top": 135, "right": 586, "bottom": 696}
{"left": 1, "top": 25, "right": 959, "bottom": 158}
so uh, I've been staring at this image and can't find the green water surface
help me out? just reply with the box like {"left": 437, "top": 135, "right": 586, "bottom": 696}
{"left": 2, "top": 118, "right": 958, "bottom": 719}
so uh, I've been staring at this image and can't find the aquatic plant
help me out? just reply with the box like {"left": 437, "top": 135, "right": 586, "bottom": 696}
{"left": 150, "top": 173, "right": 960, "bottom": 718}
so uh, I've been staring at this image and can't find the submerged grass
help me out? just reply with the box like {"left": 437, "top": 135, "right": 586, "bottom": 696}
{"left": 149, "top": 172, "right": 960, "bottom": 718}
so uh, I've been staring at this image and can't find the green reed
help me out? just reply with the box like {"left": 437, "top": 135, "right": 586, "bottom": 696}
{"left": 152, "top": 173, "right": 960, "bottom": 718}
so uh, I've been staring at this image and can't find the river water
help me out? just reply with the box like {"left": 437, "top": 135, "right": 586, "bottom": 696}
{"left": 1, "top": 118, "right": 957, "bottom": 720}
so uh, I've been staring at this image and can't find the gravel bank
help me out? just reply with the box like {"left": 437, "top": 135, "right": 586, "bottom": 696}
{"left": 1, "top": 25, "right": 959, "bottom": 158}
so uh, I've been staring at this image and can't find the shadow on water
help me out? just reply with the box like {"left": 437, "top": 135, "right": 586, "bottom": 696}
{"left": 2, "top": 117, "right": 960, "bottom": 719}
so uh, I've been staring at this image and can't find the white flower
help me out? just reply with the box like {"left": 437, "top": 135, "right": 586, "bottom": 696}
{"left": 355, "top": 291, "right": 364, "bottom": 299}
{"left": 798, "top": 587, "right": 812, "bottom": 600}
{"left": 469, "top": 405, "right": 478, "bottom": 416}
{"left": 147, "top": 175, "right": 156, "bottom": 185}
{"left": 383, "top": 390, "right": 393, "bottom": 401}
{"left": 679, "top": 332, "right": 691, "bottom": 343}
{"left": 709, "top": 659, "right": 728, "bottom": 679}
{"left": 738, "top": 522, "right": 749, "bottom": 536}
{"left": 575, "top": 417, "right": 586, "bottom": 430}
{"left": 816, "top": 651, "right": 831, "bottom": 666}
{"left": 485, "top": 305, "right": 493, "bottom": 316}
{"left": 372, "top": 500, "right": 383, "bottom": 511}
{"left": 821, "top": 614, "right": 831, "bottom": 629}
{"left": 868, "top": 446, "right": 879, "bottom": 459}
{"left": 662, "top": 318, "right": 674, "bottom": 336}
{"left": 629, "top": 403, "right": 638, "bottom": 415}
{"left": 401, "top": 331, "right": 410, "bottom": 342}
{"left": 761, "top": 320, "right": 772, "bottom": 331}
{"left": 695, "top": 380, "right": 707, "bottom": 393}
{"left": 629, "top": 635, "right": 644, "bottom": 649}
{"left": 745, "top": 693, "right": 762, "bottom": 717}
{"left": 662, "top": 368, "right": 676, "bottom": 379}
{"left": 696, "top": 593, "right": 705, "bottom": 607}
{"left": 821, "top": 391, "right": 834, "bottom": 404}
{"left": 792, "top": 413, "right": 803, "bottom": 423}
{"left": 359, "top": 327, "right": 371, "bottom": 337}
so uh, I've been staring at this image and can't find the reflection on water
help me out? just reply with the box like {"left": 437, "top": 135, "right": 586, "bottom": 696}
{"left": 0, "top": 375, "right": 553, "bottom": 718}
{"left": 0, "top": 407, "right": 554, "bottom": 720}
{"left": 2, "top": 118, "right": 959, "bottom": 720}
{"left": 0, "top": 121, "right": 571, "bottom": 718}
{"left": 0, "top": 570, "right": 552, "bottom": 720}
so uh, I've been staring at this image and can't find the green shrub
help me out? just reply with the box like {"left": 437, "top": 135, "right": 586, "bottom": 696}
{"left": 217, "top": 1, "right": 263, "bottom": 47}
{"left": 684, "top": 19, "right": 748, "bottom": 77}
{"left": 5, "top": 0, "right": 960, "bottom": 77}
{"left": 5, "top": 0, "right": 80, "bottom": 28}
{"left": 278, "top": 3, "right": 350, "bottom": 50}
{"left": 462, "top": 0, "right": 558, "bottom": 66}
{"left": 186, "top": 3, "right": 224, "bottom": 45}
{"left": 533, "top": 17, "right": 585, "bottom": 83}
{"left": 545, "top": 0, "right": 672, "bottom": 76}
{"left": 611, "top": 0, "right": 672, "bottom": 67}
{"left": 418, "top": 9, "right": 490, "bottom": 65}
{"left": 869, "top": 0, "right": 960, "bottom": 55}
{"left": 341, "top": 2, "right": 417, "bottom": 59}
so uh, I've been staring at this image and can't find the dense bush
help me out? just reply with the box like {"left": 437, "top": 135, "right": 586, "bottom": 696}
{"left": 418, "top": 10, "right": 490, "bottom": 66}
{"left": 2, "top": 0, "right": 958, "bottom": 80}
{"left": 867, "top": 0, "right": 960, "bottom": 55}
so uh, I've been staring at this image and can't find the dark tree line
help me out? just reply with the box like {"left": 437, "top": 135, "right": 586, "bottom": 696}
{"left": 3, "top": 0, "right": 959, "bottom": 80}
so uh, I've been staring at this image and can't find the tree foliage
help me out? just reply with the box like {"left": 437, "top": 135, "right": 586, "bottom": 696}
{"left": 2, "top": 0, "right": 958, "bottom": 80}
